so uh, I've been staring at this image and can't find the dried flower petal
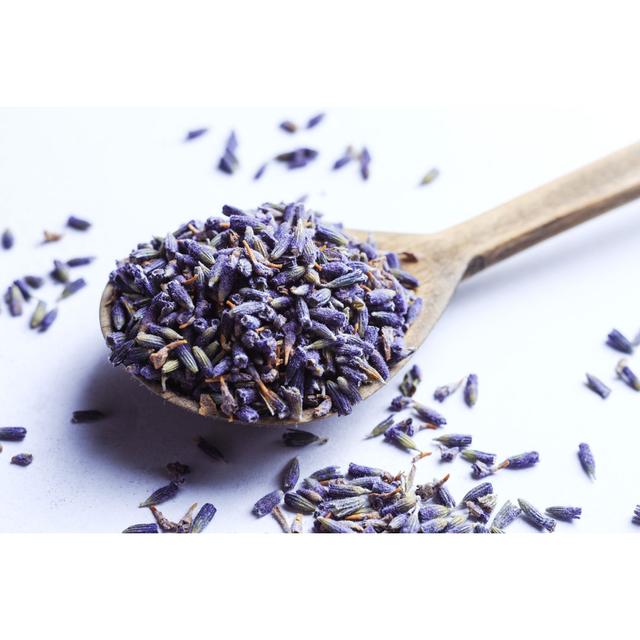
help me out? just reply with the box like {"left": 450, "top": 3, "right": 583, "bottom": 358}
{"left": 10, "top": 453, "right": 33, "bottom": 467}
{"left": 545, "top": 506, "right": 581, "bottom": 521}
{"left": 0, "top": 427, "right": 27, "bottom": 441}
{"left": 585, "top": 373, "right": 611, "bottom": 399}
{"left": 578, "top": 442, "right": 596, "bottom": 480}
{"left": 607, "top": 329, "right": 634, "bottom": 354}
{"left": 253, "top": 490, "right": 283, "bottom": 518}
{"left": 139, "top": 482, "right": 179, "bottom": 508}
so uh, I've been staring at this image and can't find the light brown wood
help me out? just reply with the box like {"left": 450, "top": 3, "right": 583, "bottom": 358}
{"left": 99, "top": 142, "right": 640, "bottom": 425}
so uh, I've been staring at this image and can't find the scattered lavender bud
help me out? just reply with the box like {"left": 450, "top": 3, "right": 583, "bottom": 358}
{"left": 217, "top": 131, "right": 239, "bottom": 174}
{"left": 24, "top": 275, "right": 44, "bottom": 289}
{"left": 632, "top": 505, "right": 640, "bottom": 525}
{"left": 464, "top": 373, "right": 478, "bottom": 407}
{"left": 399, "top": 364, "right": 422, "bottom": 397}
{"left": 545, "top": 506, "right": 582, "bottom": 521}
{"left": 67, "top": 215, "right": 92, "bottom": 231}
{"left": 433, "top": 379, "right": 463, "bottom": 402}
{"left": 365, "top": 416, "right": 395, "bottom": 439}
{"left": 51, "top": 259, "right": 70, "bottom": 283}
{"left": 122, "top": 523, "right": 158, "bottom": 533}
{"left": 310, "top": 465, "right": 343, "bottom": 481}
{"left": 501, "top": 451, "right": 539, "bottom": 470}
{"left": 413, "top": 402, "right": 447, "bottom": 426}
{"left": 67, "top": 257, "right": 95, "bottom": 267}
{"left": 616, "top": 359, "right": 640, "bottom": 391}
{"left": 13, "top": 279, "right": 31, "bottom": 301}
{"left": 279, "top": 121, "right": 298, "bottom": 133}
{"left": 434, "top": 433, "right": 472, "bottom": 448}
{"left": 578, "top": 443, "right": 596, "bottom": 480}
{"left": 60, "top": 278, "right": 86, "bottom": 299}
{"left": 284, "top": 492, "right": 317, "bottom": 514}
{"left": 461, "top": 482, "right": 493, "bottom": 505}
{"left": 1, "top": 228, "right": 14, "bottom": 249}
{"left": 30, "top": 300, "right": 47, "bottom": 329}
{"left": 461, "top": 449, "right": 497, "bottom": 465}
{"left": 315, "top": 517, "right": 353, "bottom": 533}
{"left": 384, "top": 426, "right": 422, "bottom": 452}
{"left": 184, "top": 127, "right": 209, "bottom": 142}
{"left": 359, "top": 147, "right": 371, "bottom": 180}
{"left": 470, "top": 461, "right": 495, "bottom": 479}
{"left": 191, "top": 503, "right": 217, "bottom": 533}
{"left": 439, "top": 445, "right": 459, "bottom": 462}
{"left": 71, "top": 410, "right": 106, "bottom": 423}
{"left": 139, "top": 482, "right": 180, "bottom": 508}
{"left": 38, "top": 308, "right": 58, "bottom": 332}
{"left": 518, "top": 498, "right": 556, "bottom": 532}
{"left": 419, "top": 167, "right": 439, "bottom": 186}
{"left": 0, "top": 427, "right": 27, "bottom": 441}
{"left": 490, "top": 500, "right": 522, "bottom": 532}
{"left": 389, "top": 395, "right": 412, "bottom": 412}
{"left": 333, "top": 147, "right": 354, "bottom": 170}
{"left": 281, "top": 457, "right": 300, "bottom": 492}
{"left": 306, "top": 113, "right": 325, "bottom": 129}
{"left": 10, "top": 453, "right": 33, "bottom": 467}
{"left": 195, "top": 435, "right": 226, "bottom": 462}
{"left": 5, "top": 284, "right": 24, "bottom": 317}
{"left": 585, "top": 373, "right": 611, "bottom": 399}
{"left": 282, "top": 429, "right": 328, "bottom": 447}
{"left": 253, "top": 490, "right": 284, "bottom": 518}
{"left": 253, "top": 163, "right": 268, "bottom": 180}
{"left": 606, "top": 329, "right": 634, "bottom": 354}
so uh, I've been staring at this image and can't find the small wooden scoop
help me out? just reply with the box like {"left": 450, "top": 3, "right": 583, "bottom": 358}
{"left": 99, "top": 142, "right": 640, "bottom": 424}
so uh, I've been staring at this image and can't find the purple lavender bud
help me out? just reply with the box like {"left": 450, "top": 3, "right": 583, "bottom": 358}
{"left": 8, "top": 452, "right": 31, "bottom": 467}
{"left": 253, "top": 163, "right": 268, "bottom": 180}
{"left": 306, "top": 113, "right": 325, "bottom": 129}
{"left": 435, "top": 484, "right": 456, "bottom": 508}
{"left": 235, "top": 406, "right": 259, "bottom": 423}
{"left": 545, "top": 506, "right": 581, "bottom": 521}
{"left": 413, "top": 402, "right": 447, "bottom": 426}
{"left": 5, "top": 284, "right": 24, "bottom": 316}
{"left": 578, "top": 443, "right": 596, "bottom": 480}
{"left": 606, "top": 329, "right": 634, "bottom": 354}
{"left": 585, "top": 373, "right": 611, "bottom": 399}
{"left": 60, "top": 278, "right": 86, "bottom": 299}
{"left": 359, "top": 147, "right": 371, "bottom": 180}
{"left": 434, "top": 433, "right": 472, "bottom": 448}
{"left": 471, "top": 461, "right": 494, "bottom": 479}
{"left": 2, "top": 228, "right": 14, "bottom": 249}
{"left": 67, "top": 256, "right": 95, "bottom": 267}
{"left": 464, "top": 373, "right": 478, "bottom": 407}
{"left": 348, "top": 463, "right": 389, "bottom": 479}
{"left": 13, "top": 279, "right": 31, "bottom": 301}
{"left": 0, "top": 427, "right": 27, "bottom": 441}
{"left": 616, "top": 359, "right": 640, "bottom": 390}
{"left": 326, "top": 380, "right": 352, "bottom": 416}
{"left": 418, "top": 504, "right": 450, "bottom": 522}
{"left": 390, "top": 268, "right": 419, "bottom": 290}
{"left": 504, "top": 451, "right": 539, "bottom": 469}
{"left": 461, "top": 449, "right": 497, "bottom": 465}
{"left": 185, "top": 128, "right": 208, "bottom": 141}
{"left": 282, "top": 457, "right": 300, "bottom": 492}
{"left": 284, "top": 492, "right": 316, "bottom": 514}
{"left": 252, "top": 490, "right": 283, "bottom": 518}
{"left": 279, "top": 120, "right": 298, "bottom": 133}
{"left": 166, "top": 279, "right": 194, "bottom": 311}
{"left": 282, "top": 429, "right": 328, "bottom": 447}
{"left": 439, "top": 446, "right": 459, "bottom": 462}
{"left": 24, "top": 275, "right": 44, "bottom": 289}
{"left": 390, "top": 395, "right": 412, "bottom": 412}
{"left": 460, "top": 482, "right": 493, "bottom": 505}
{"left": 67, "top": 215, "right": 91, "bottom": 230}
{"left": 315, "top": 517, "right": 353, "bottom": 533}
{"left": 191, "top": 503, "right": 217, "bottom": 533}
{"left": 490, "top": 500, "right": 522, "bottom": 532}
{"left": 518, "top": 498, "right": 556, "bottom": 532}
{"left": 139, "top": 482, "right": 179, "bottom": 508}
{"left": 39, "top": 308, "right": 58, "bottom": 332}
{"left": 420, "top": 517, "right": 449, "bottom": 534}
{"left": 122, "top": 523, "right": 158, "bottom": 533}
{"left": 384, "top": 426, "right": 420, "bottom": 452}
{"left": 310, "top": 465, "right": 343, "bottom": 481}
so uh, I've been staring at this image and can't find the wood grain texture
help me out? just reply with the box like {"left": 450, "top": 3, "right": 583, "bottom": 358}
{"left": 99, "top": 141, "right": 640, "bottom": 426}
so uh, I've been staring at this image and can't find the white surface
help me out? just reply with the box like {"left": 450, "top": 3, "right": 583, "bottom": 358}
{"left": 1, "top": 107, "right": 639, "bottom": 533}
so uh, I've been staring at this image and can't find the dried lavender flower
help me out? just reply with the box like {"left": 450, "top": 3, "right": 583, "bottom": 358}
{"left": 71, "top": 410, "right": 106, "bottom": 423}
{"left": 38, "top": 308, "right": 58, "bottom": 332}
{"left": 306, "top": 113, "right": 325, "bottom": 129}
{"left": 191, "top": 503, "right": 217, "bottom": 533}
{"left": 67, "top": 256, "right": 95, "bottom": 267}
{"left": 502, "top": 451, "right": 539, "bottom": 470}
{"left": 419, "top": 168, "right": 439, "bottom": 186}
{"left": 284, "top": 492, "right": 316, "bottom": 514}
{"left": 253, "top": 490, "right": 283, "bottom": 518}
{"left": 578, "top": 443, "right": 596, "bottom": 480}
{"left": 217, "top": 131, "right": 238, "bottom": 174}
{"left": 30, "top": 301, "right": 47, "bottom": 329}
{"left": 0, "top": 427, "right": 27, "bottom": 441}
{"left": 366, "top": 416, "right": 394, "bottom": 439}
{"left": 518, "top": 498, "right": 556, "bottom": 532}
{"left": 24, "top": 275, "right": 44, "bottom": 289}
{"left": 139, "top": 482, "right": 180, "bottom": 508}
{"left": 281, "top": 457, "right": 300, "bottom": 492}
{"left": 632, "top": 506, "right": 640, "bottom": 525}
{"left": 185, "top": 128, "right": 209, "bottom": 142}
{"left": 67, "top": 215, "right": 92, "bottom": 231}
{"left": 122, "top": 523, "right": 158, "bottom": 533}
{"left": 399, "top": 364, "right": 422, "bottom": 397}
{"left": 60, "top": 278, "right": 86, "bottom": 299}
{"left": 195, "top": 436, "right": 226, "bottom": 462}
{"left": 460, "top": 482, "right": 493, "bottom": 505}
{"left": 413, "top": 402, "right": 447, "bottom": 426}
{"left": 433, "top": 378, "right": 463, "bottom": 403}
{"left": 384, "top": 426, "right": 421, "bottom": 452}
{"left": 51, "top": 260, "right": 70, "bottom": 283}
{"left": 606, "top": 329, "right": 634, "bottom": 354}
{"left": 490, "top": 500, "right": 522, "bottom": 532}
{"left": 282, "top": 429, "right": 328, "bottom": 447}
{"left": 10, "top": 453, "right": 33, "bottom": 467}
{"left": 1, "top": 228, "right": 14, "bottom": 249}
{"left": 359, "top": 147, "right": 371, "bottom": 180}
{"left": 545, "top": 506, "right": 581, "bottom": 521}
{"left": 5, "top": 284, "right": 23, "bottom": 317}
{"left": 389, "top": 395, "right": 413, "bottom": 412}
{"left": 464, "top": 373, "right": 478, "bottom": 407}
{"left": 616, "top": 359, "right": 640, "bottom": 391}
{"left": 461, "top": 449, "right": 496, "bottom": 465}
{"left": 434, "top": 433, "right": 472, "bottom": 448}
{"left": 585, "top": 373, "right": 611, "bottom": 399}
{"left": 279, "top": 121, "right": 298, "bottom": 134}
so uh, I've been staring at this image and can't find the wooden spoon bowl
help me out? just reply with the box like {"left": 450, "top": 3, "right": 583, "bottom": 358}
{"left": 99, "top": 142, "right": 640, "bottom": 425}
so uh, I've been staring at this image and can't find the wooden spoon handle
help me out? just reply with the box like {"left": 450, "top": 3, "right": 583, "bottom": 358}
{"left": 442, "top": 142, "right": 640, "bottom": 277}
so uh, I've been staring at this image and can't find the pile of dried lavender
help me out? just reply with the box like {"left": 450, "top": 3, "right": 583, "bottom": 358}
{"left": 105, "top": 201, "right": 422, "bottom": 422}
{"left": 0, "top": 427, "right": 32, "bottom": 467}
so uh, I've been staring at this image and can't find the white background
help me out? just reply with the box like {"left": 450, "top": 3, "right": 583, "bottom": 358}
{"left": 1, "top": 106, "right": 639, "bottom": 533}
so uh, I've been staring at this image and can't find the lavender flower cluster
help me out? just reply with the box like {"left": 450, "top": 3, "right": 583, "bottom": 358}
{"left": 105, "top": 201, "right": 422, "bottom": 422}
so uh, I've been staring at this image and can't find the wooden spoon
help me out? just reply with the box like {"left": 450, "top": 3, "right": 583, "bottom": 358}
{"left": 99, "top": 142, "right": 640, "bottom": 425}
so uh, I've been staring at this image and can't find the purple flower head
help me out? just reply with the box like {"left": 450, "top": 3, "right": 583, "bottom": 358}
{"left": 461, "top": 482, "right": 493, "bottom": 505}
{"left": 585, "top": 373, "right": 611, "bottom": 399}
{"left": 2, "top": 228, "right": 14, "bottom": 249}
{"left": 616, "top": 359, "right": 640, "bottom": 391}
{"left": 281, "top": 457, "right": 300, "bottom": 492}
{"left": 191, "top": 503, "right": 217, "bottom": 533}
{"left": 491, "top": 500, "right": 522, "bottom": 532}
{"left": 413, "top": 402, "right": 446, "bottom": 426}
{"left": 545, "top": 506, "right": 581, "bottom": 521}
{"left": 434, "top": 433, "right": 472, "bottom": 448}
{"left": 384, "top": 426, "right": 420, "bottom": 452}
{"left": 504, "top": 451, "right": 539, "bottom": 470}
{"left": 10, "top": 453, "right": 33, "bottom": 467}
{"left": 252, "top": 490, "right": 284, "bottom": 518}
{"left": 306, "top": 113, "right": 325, "bottom": 129}
{"left": 464, "top": 373, "right": 478, "bottom": 408}
{"left": 67, "top": 215, "right": 92, "bottom": 231}
{"left": 461, "top": 449, "right": 496, "bottom": 466}
{"left": 0, "top": 427, "right": 27, "bottom": 441}
{"left": 606, "top": 329, "right": 634, "bottom": 354}
{"left": 518, "top": 498, "right": 556, "bottom": 532}
{"left": 578, "top": 443, "right": 596, "bottom": 480}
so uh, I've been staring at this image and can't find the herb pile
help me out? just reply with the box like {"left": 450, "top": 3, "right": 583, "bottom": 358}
{"left": 105, "top": 201, "right": 422, "bottom": 422}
